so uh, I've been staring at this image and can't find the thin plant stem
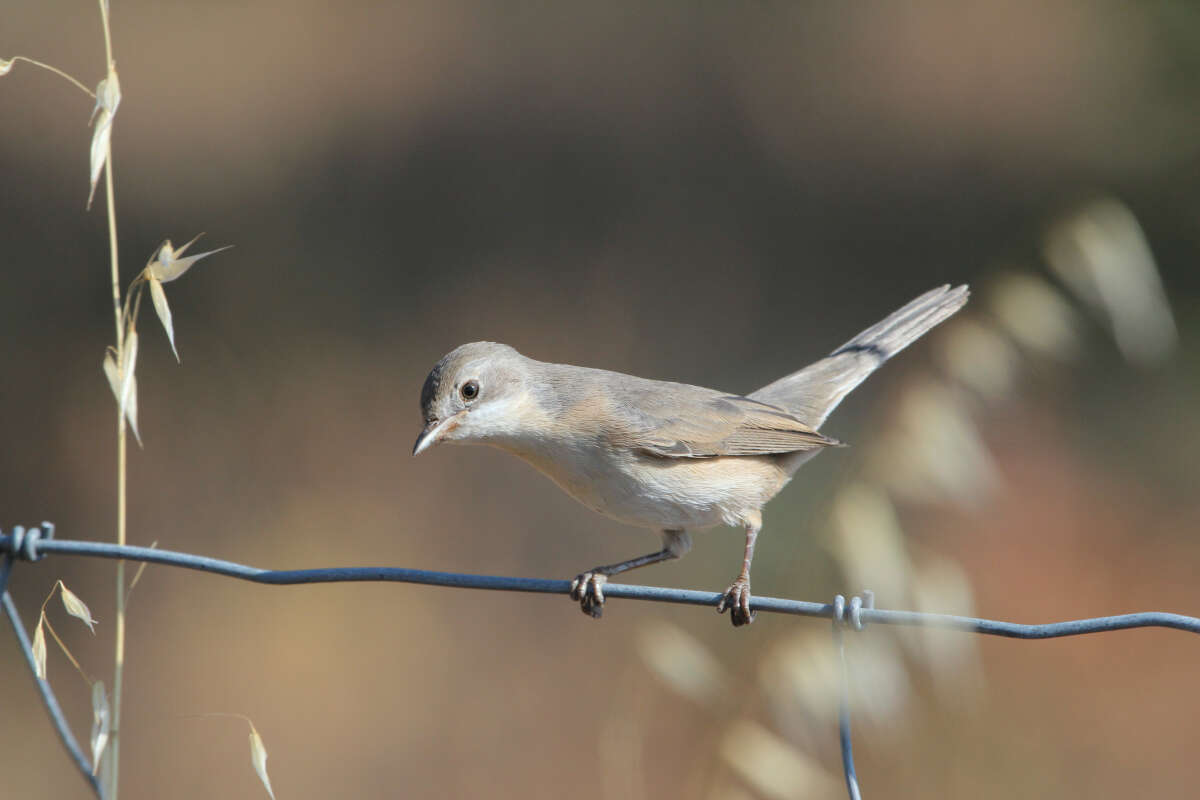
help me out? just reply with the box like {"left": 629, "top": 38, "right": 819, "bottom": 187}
{"left": 97, "top": 1, "right": 126, "bottom": 797}
{"left": 41, "top": 616, "right": 96, "bottom": 686}
{"left": 99, "top": 11, "right": 120, "bottom": 344}
{"left": 111, "top": 398, "right": 126, "bottom": 800}
{"left": 4, "top": 57, "right": 96, "bottom": 98}
{"left": 108, "top": 144, "right": 127, "bottom": 800}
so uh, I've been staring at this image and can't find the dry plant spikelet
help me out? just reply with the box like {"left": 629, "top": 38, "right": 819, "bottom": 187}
{"left": 142, "top": 234, "right": 233, "bottom": 362}
{"left": 1045, "top": 199, "right": 1177, "bottom": 365}
{"left": 59, "top": 581, "right": 98, "bottom": 634}
{"left": 718, "top": 720, "right": 841, "bottom": 800}
{"left": 91, "top": 680, "right": 111, "bottom": 774}
{"left": 248, "top": 722, "right": 276, "bottom": 800}
{"left": 30, "top": 580, "right": 99, "bottom": 682}
{"left": 32, "top": 616, "right": 48, "bottom": 680}
{"left": 87, "top": 68, "right": 120, "bottom": 209}
{"left": 635, "top": 619, "right": 728, "bottom": 709}
{"left": 187, "top": 713, "right": 277, "bottom": 799}
{"left": 103, "top": 325, "right": 141, "bottom": 445}
{"left": 986, "top": 271, "right": 1080, "bottom": 359}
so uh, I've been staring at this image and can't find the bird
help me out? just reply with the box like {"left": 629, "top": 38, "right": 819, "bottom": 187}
{"left": 413, "top": 284, "right": 969, "bottom": 626}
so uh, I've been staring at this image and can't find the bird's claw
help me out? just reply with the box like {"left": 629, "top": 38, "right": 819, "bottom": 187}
{"left": 570, "top": 571, "right": 608, "bottom": 619}
{"left": 717, "top": 578, "right": 755, "bottom": 627}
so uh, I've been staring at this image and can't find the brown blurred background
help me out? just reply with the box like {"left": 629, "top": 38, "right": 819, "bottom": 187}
{"left": 3, "top": 1, "right": 1200, "bottom": 798}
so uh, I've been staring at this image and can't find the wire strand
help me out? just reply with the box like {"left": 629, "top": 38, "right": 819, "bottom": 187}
{"left": 3, "top": 531, "right": 1199, "bottom": 800}
{"left": 6, "top": 536, "right": 1198, "bottom": 636}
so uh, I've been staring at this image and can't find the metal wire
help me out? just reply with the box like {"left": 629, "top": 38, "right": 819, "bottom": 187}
{"left": 4, "top": 528, "right": 1200, "bottom": 800}
{"left": 831, "top": 594, "right": 863, "bottom": 800}
{"left": 1, "top": 553, "right": 104, "bottom": 798}
{"left": 9, "top": 535, "right": 1200, "bottom": 636}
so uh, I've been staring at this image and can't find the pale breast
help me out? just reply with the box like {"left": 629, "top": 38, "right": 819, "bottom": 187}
{"left": 506, "top": 436, "right": 791, "bottom": 531}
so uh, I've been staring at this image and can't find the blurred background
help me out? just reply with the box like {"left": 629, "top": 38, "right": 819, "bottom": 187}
{"left": 3, "top": 1, "right": 1200, "bottom": 797}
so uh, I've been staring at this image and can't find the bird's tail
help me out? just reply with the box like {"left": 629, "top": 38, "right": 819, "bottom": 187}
{"left": 749, "top": 284, "right": 969, "bottom": 428}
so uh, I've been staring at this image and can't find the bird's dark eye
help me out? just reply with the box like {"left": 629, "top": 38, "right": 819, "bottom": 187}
{"left": 460, "top": 380, "right": 479, "bottom": 401}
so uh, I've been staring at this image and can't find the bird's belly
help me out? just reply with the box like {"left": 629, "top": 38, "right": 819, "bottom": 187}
{"left": 518, "top": 446, "right": 790, "bottom": 531}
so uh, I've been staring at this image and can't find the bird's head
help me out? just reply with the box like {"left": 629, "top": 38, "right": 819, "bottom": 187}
{"left": 412, "top": 342, "right": 534, "bottom": 455}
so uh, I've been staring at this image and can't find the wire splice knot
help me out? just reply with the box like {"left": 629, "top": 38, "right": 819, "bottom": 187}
{"left": 833, "top": 589, "right": 874, "bottom": 631}
{"left": 1, "top": 522, "right": 55, "bottom": 562}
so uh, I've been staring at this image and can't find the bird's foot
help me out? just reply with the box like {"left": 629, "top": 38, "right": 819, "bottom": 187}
{"left": 569, "top": 570, "right": 609, "bottom": 619}
{"left": 717, "top": 577, "right": 755, "bottom": 627}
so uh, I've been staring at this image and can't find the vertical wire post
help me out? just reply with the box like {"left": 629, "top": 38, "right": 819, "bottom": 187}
{"left": 833, "top": 590, "right": 874, "bottom": 800}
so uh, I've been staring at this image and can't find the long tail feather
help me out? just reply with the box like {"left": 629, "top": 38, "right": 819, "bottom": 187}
{"left": 749, "top": 284, "right": 969, "bottom": 427}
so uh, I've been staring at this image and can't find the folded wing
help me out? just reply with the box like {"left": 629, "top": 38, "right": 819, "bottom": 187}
{"left": 614, "top": 393, "right": 840, "bottom": 459}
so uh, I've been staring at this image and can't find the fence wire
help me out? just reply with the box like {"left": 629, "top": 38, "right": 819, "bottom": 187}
{"left": 4, "top": 523, "right": 1199, "bottom": 799}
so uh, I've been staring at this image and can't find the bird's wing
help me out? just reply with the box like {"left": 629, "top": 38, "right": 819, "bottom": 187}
{"left": 612, "top": 390, "right": 840, "bottom": 459}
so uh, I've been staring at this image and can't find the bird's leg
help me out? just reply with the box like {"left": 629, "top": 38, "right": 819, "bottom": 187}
{"left": 717, "top": 522, "right": 760, "bottom": 627}
{"left": 571, "top": 530, "right": 691, "bottom": 619}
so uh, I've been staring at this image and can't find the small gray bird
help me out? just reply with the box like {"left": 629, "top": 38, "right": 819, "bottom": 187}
{"left": 413, "top": 284, "right": 968, "bottom": 626}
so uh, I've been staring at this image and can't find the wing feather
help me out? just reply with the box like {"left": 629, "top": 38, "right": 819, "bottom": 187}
{"left": 614, "top": 392, "right": 841, "bottom": 459}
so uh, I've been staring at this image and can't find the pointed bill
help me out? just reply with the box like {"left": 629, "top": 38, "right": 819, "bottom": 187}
{"left": 60, "top": 582, "right": 98, "bottom": 634}
{"left": 87, "top": 70, "right": 121, "bottom": 209}
{"left": 412, "top": 412, "right": 463, "bottom": 456}
{"left": 248, "top": 724, "right": 276, "bottom": 800}
{"left": 32, "top": 615, "right": 47, "bottom": 680}
{"left": 90, "top": 680, "right": 110, "bottom": 774}
{"left": 149, "top": 278, "right": 180, "bottom": 362}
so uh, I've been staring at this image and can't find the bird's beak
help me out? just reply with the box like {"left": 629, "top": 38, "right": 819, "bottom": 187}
{"left": 412, "top": 413, "right": 462, "bottom": 456}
